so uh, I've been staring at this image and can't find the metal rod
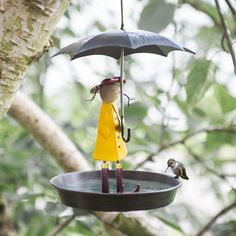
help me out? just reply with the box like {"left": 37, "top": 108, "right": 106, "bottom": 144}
{"left": 119, "top": 0, "right": 131, "bottom": 142}
{"left": 120, "top": 47, "right": 125, "bottom": 125}
{"left": 120, "top": 48, "right": 131, "bottom": 143}
{"left": 120, "top": 0, "right": 125, "bottom": 123}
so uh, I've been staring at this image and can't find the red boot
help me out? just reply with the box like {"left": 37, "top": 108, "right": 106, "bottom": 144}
{"left": 116, "top": 162, "right": 124, "bottom": 193}
{"left": 101, "top": 162, "right": 109, "bottom": 193}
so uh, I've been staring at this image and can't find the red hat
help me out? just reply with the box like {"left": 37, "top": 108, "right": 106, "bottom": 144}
{"left": 90, "top": 77, "right": 126, "bottom": 94}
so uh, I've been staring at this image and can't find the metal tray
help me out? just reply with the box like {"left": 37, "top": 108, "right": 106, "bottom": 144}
{"left": 50, "top": 170, "right": 181, "bottom": 212}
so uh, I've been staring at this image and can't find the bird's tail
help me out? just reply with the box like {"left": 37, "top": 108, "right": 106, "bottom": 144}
{"left": 182, "top": 175, "right": 189, "bottom": 180}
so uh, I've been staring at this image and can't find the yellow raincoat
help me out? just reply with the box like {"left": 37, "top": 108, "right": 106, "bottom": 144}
{"left": 93, "top": 102, "right": 127, "bottom": 162}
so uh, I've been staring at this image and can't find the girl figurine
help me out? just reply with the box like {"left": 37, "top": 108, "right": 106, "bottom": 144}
{"left": 90, "top": 77, "right": 139, "bottom": 193}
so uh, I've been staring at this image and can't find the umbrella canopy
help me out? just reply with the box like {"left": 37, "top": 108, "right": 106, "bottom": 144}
{"left": 53, "top": 29, "right": 195, "bottom": 60}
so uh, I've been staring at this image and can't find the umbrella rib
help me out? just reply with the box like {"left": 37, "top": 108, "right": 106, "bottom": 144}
{"left": 74, "top": 31, "right": 109, "bottom": 55}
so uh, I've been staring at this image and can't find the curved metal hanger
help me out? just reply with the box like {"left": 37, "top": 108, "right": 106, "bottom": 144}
{"left": 121, "top": 123, "right": 131, "bottom": 142}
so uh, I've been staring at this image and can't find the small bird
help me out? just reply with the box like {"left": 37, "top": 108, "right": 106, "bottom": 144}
{"left": 165, "top": 158, "right": 189, "bottom": 180}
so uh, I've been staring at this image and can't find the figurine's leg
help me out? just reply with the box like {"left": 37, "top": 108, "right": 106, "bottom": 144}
{"left": 101, "top": 161, "right": 109, "bottom": 193}
{"left": 116, "top": 161, "right": 124, "bottom": 193}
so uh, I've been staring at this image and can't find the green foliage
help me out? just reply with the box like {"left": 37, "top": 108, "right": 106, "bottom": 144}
{"left": 196, "top": 26, "right": 221, "bottom": 52}
{"left": 125, "top": 102, "right": 147, "bottom": 127}
{"left": 186, "top": 59, "right": 213, "bottom": 105}
{"left": 194, "top": 87, "right": 223, "bottom": 122}
{"left": 206, "top": 131, "right": 236, "bottom": 149}
{"left": 214, "top": 84, "right": 236, "bottom": 113}
{"left": 138, "top": 0, "right": 175, "bottom": 33}
{"left": 154, "top": 215, "right": 186, "bottom": 235}
{"left": 212, "top": 221, "right": 236, "bottom": 236}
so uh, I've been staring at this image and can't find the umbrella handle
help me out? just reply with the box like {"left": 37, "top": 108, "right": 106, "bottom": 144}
{"left": 121, "top": 123, "right": 131, "bottom": 143}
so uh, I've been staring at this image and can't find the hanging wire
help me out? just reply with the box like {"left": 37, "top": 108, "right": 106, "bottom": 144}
{"left": 120, "top": 0, "right": 124, "bottom": 30}
{"left": 123, "top": 93, "right": 135, "bottom": 106}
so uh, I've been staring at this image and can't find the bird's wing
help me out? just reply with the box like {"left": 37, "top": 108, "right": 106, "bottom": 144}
{"left": 177, "top": 162, "right": 189, "bottom": 180}
{"left": 181, "top": 166, "right": 189, "bottom": 180}
{"left": 173, "top": 167, "right": 182, "bottom": 176}
{"left": 177, "top": 162, "right": 184, "bottom": 168}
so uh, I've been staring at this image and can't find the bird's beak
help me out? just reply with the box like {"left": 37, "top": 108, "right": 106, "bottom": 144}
{"left": 165, "top": 166, "right": 169, "bottom": 173}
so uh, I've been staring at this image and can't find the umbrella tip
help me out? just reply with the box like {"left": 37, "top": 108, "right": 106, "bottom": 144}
{"left": 183, "top": 47, "right": 196, "bottom": 55}
{"left": 51, "top": 51, "right": 60, "bottom": 59}
{"left": 51, "top": 51, "right": 75, "bottom": 61}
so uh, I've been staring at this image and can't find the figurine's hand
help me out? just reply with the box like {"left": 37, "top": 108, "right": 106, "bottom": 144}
{"left": 115, "top": 124, "right": 121, "bottom": 132}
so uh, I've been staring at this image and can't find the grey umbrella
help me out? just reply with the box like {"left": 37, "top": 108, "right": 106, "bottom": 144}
{"left": 53, "top": 29, "right": 194, "bottom": 142}
{"left": 53, "top": 29, "right": 194, "bottom": 60}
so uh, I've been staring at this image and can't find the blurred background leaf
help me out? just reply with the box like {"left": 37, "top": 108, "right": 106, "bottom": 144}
{"left": 138, "top": 0, "right": 175, "bottom": 33}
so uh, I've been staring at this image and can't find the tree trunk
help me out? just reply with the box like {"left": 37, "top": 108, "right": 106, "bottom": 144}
{"left": 8, "top": 92, "right": 90, "bottom": 172}
{"left": 0, "top": 0, "right": 71, "bottom": 117}
{"left": 0, "top": 194, "right": 16, "bottom": 236}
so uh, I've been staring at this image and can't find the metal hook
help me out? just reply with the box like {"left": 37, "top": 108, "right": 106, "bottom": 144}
{"left": 121, "top": 121, "right": 131, "bottom": 143}
{"left": 123, "top": 93, "right": 135, "bottom": 106}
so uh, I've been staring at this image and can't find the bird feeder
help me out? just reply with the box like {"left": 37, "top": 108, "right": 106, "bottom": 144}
{"left": 50, "top": 0, "right": 194, "bottom": 212}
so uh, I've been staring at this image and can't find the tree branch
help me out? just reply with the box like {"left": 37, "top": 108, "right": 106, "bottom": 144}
{"left": 225, "top": 0, "right": 236, "bottom": 21}
{"left": 48, "top": 214, "right": 77, "bottom": 236}
{"left": 195, "top": 201, "right": 236, "bottom": 236}
{"left": 95, "top": 212, "right": 156, "bottom": 236}
{"left": 94, "top": 213, "right": 128, "bottom": 236}
{"left": 181, "top": 0, "right": 221, "bottom": 28}
{"left": 214, "top": 0, "right": 236, "bottom": 74}
{"left": 134, "top": 126, "right": 236, "bottom": 169}
{"left": 185, "top": 146, "right": 236, "bottom": 191}
{"left": 8, "top": 91, "right": 90, "bottom": 172}
{"left": 181, "top": 0, "right": 236, "bottom": 37}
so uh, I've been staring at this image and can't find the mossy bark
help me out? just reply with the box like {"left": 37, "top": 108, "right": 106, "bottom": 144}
{"left": 0, "top": 194, "right": 16, "bottom": 236}
{"left": 8, "top": 92, "right": 90, "bottom": 172}
{"left": 0, "top": 0, "right": 71, "bottom": 117}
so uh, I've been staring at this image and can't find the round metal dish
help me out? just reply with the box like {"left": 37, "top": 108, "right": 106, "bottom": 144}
{"left": 50, "top": 170, "right": 181, "bottom": 212}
